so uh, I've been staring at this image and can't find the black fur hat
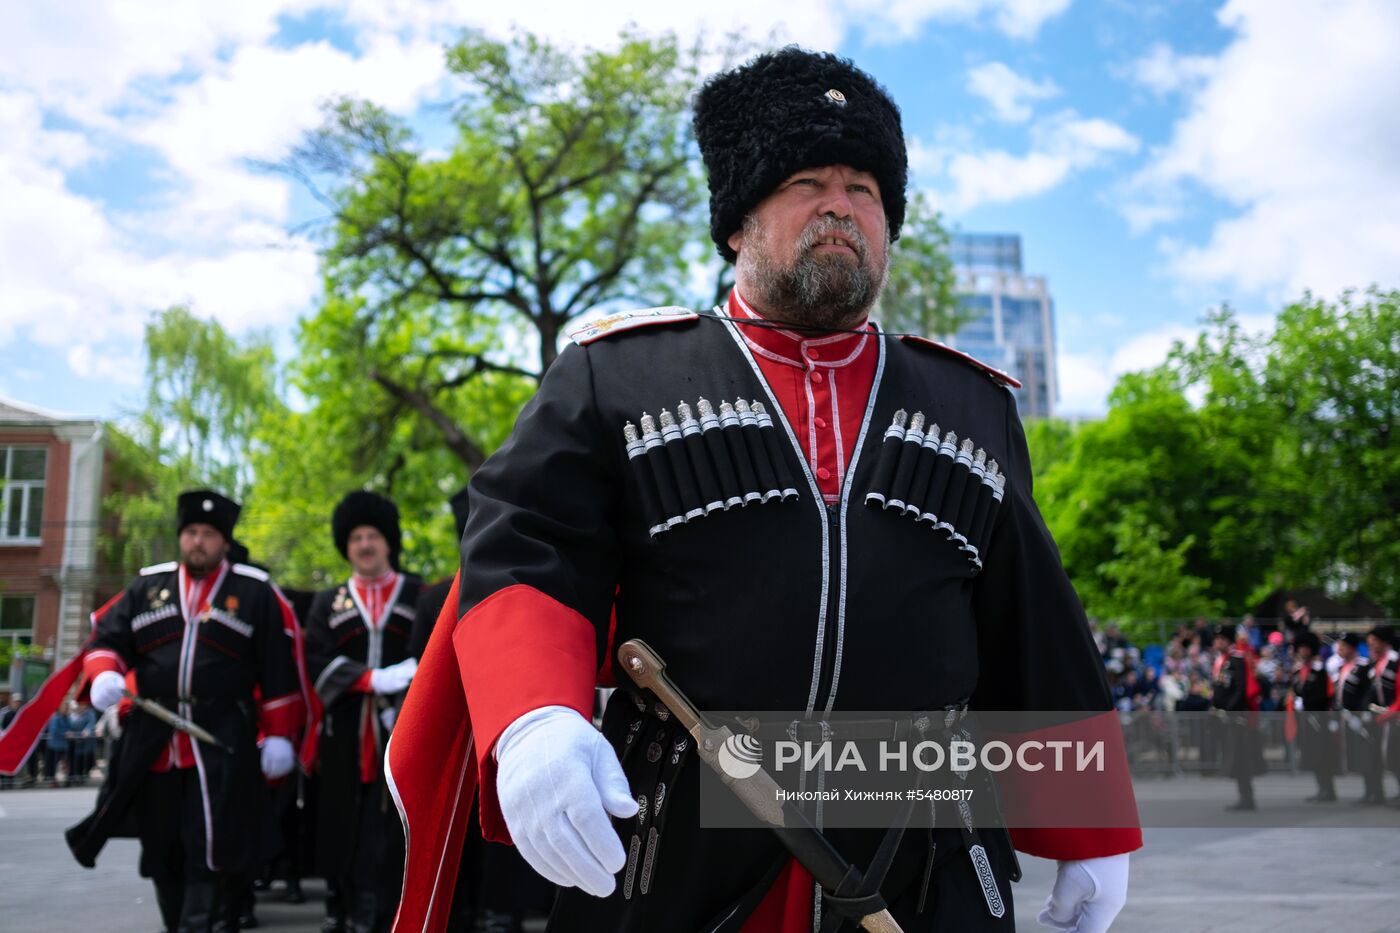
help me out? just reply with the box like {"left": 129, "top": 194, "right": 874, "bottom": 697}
{"left": 177, "top": 489, "right": 240, "bottom": 541}
{"left": 693, "top": 47, "right": 907, "bottom": 263}
{"left": 333, "top": 491, "right": 401, "bottom": 569}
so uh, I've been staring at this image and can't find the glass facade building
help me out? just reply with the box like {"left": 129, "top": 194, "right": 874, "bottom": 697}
{"left": 944, "top": 233, "right": 1058, "bottom": 419}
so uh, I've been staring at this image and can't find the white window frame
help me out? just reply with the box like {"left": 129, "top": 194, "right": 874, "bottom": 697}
{"left": 0, "top": 445, "right": 47, "bottom": 545}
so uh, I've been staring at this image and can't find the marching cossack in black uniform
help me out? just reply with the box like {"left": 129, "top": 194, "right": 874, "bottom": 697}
{"left": 305, "top": 491, "right": 421, "bottom": 933}
{"left": 1211, "top": 625, "right": 1263, "bottom": 811}
{"left": 1368, "top": 626, "right": 1400, "bottom": 804}
{"left": 388, "top": 48, "right": 1141, "bottom": 933}
{"left": 1333, "top": 633, "right": 1383, "bottom": 804}
{"left": 68, "top": 491, "right": 307, "bottom": 932}
{"left": 1290, "top": 631, "right": 1337, "bottom": 802}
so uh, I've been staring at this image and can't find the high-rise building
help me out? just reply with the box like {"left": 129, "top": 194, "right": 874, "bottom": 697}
{"left": 945, "top": 233, "right": 1057, "bottom": 419}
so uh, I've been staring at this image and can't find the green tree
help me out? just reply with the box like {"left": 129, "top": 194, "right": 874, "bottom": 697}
{"left": 1256, "top": 289, "right": 1399, "bottom": 610}
{"left": 103, "top": 308, "right": 284, "bottom": 581}
{"left": 876, "top": 192, "right": 965, "bottom": 336}
{"left": 238, "top": 300, "right": 534, "bottom": 586}
{"left": 283, "top": 29, "right": 709, "bottom": 472}
{"left": 1036, "top": 290, "right": 1399, "bottom": 624}
{"left": 1093, "top": 513, "right": 1223, "bottom": 643}
{"left": 1023, "top": 417, "right": 1077, "bottom": 479}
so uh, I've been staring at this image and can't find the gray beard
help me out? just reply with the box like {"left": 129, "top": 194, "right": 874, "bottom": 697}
{"left": 736, "top": 214, "right": 888, "bottom": 331}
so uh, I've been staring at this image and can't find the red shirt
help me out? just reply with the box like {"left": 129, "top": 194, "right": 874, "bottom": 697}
{"left": 351, "top": 570, "right": 400, "bottom": 629}
{"left": 729, "top": 290, "right": 878, "bottom": 502}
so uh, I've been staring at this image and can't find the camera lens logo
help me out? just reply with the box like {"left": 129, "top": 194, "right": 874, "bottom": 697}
{"left": 717, "top": 733, "right": 763, "bottom": 780}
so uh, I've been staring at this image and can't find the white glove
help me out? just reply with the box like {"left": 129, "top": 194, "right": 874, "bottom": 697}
{"left": 369, "top": 657, "right": 418, "bottom": 695}
{"left": 380, "top": 706, "right": 398, "bottom": 730}
{"left": 495, "top": 706, "right": 639, "bottom": 897}
{"left": 89, "top": 671, "right": 126, "bottom": 712}
{"left": 1038, "top": 854, "right": 1129, "bottom": 932}
{"left": 260, "top": 736, "right": 295, "bottom": 779}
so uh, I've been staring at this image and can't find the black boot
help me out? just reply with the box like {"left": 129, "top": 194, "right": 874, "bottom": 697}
{"left": 348, "top": 890, "right": 378, "bottom": 933}
{"left": 284, "top": 877, "right": 305, "bottom": 904}
{"left": 155, "top": 881, "right": 183, "bottom": 933}
{"left": 322, "top": 886, "right": 345, "bottom": 933}
{"left": 238, "top": 883, "right": 258, "bottom": 929}
{"left": 177, "top": 881, "right": 216, "bottom": 933}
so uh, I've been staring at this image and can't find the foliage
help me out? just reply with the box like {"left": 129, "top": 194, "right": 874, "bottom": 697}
{"left": 1023, "top": 417, "right": 1076, "bottom": 481}
{"left": 876, "top": 192, "right": 965, "bottom": 337}
{"left": 282, "top": 29, "right": 711, "bottom": 472}
{"left": 1254, "top": 290, "right": 1399, "bottom": 609}
{"left": 237, "top": 301, "right": 534, "bottom": 586}
{"left": 1035, "top": 289, "right": 1399, "bottom": 625}
{"left": 1092, "top": 513, "right": 1223, "bottom": 644}
{"left": 101, "top": 308, "right": 284, "bottom": 584}
{"left": 0, "top": 640, "right": 45, "bottom": 673}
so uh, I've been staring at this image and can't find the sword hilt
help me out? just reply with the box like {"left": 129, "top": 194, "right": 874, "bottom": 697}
{"left": 617, "top": 639, "right": 711, "bottom": 733}
{"left": 616, "top": 639, "right": 907, "bottom": 933}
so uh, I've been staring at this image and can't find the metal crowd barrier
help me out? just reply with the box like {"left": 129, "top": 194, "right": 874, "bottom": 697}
{"left": 1120, "top": 709, "right": 1297, "bottom": 777}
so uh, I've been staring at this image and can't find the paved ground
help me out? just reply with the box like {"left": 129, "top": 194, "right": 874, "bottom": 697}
{"left": 2, "top": 775, "right": 1398, "bottom": 932}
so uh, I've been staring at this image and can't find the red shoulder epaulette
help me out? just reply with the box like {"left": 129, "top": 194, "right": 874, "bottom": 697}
{"left": 899, "top": 335, "right": 1022, "bottom": 389}
{"left": 568, "top": 307, "right": 699, "bottom": 346}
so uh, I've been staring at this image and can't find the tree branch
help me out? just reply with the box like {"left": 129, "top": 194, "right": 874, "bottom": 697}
{"left": 369, "top": 370, "right": 487, "bottom": 470}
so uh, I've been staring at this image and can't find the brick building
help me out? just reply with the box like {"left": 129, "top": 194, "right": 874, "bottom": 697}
{"left": 0, "top": 397, "right": 106, "bottom": 681}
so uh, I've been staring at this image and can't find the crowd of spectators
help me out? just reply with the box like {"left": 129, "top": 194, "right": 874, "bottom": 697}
{"left": 0, "top": 697, "right": 105, "bottom": 789}
{"left": 1093, "top": 600, "right": 1366, "bottom": 716}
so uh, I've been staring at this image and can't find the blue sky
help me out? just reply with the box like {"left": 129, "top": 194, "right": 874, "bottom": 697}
{"left": 2, "top": 0, "right": 1397, "bottom": 420}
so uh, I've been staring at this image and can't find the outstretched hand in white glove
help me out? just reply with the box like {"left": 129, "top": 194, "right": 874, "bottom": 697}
{"left": 369, "top": 657, "right": 417, "bottom": 695}
{"left": 1038, "top": 854, "right": 1130, "bottom": 933}
{"left": 89, "top": 670, "right": 126, "bottom": 712}
{"left": 495, "top": 706, "right": 639, "bottom": 897}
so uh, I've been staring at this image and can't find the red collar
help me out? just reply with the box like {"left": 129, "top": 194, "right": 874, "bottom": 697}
{"left": 728, "top": 290, "right": 873, "bottom": 370}
{"left": 352, "top": 570, "right": 398, "bottom": 589}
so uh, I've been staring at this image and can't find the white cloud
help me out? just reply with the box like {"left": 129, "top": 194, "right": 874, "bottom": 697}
{"left": 0, "top": 2, "right": 319, "bottom": 122}
{"left": 966, "top": 61, "right": 1059, "bottom": 122}
{"left": 990, "top": 0, "right": 1073, "bottom": 42}
{"left": 0, "top": 9, "right": 448, "bottom": 373}
{"left": 1057, "top": 312, "right": 1277, "bottom": 415}
{"left": 66, "top": 345, "right": 144, "bottom": 388}
{"left": 0, "top": 0, "right": 1078, "bottom": 390}
{"left": 1128, "top": 0, "right": 1400, "bottom": 300}
{"left": 125, "top": 35, "right": 449, "bottom": 242}
{"left": 932, "top": 110, "right": 1139, "bottom": 212}
{"left": 1055, "top": 350, "right": 1118, "bottom": 418}
{"left": 836, "top": 0, "right": 1071, "bottom": 42}
{"left": 1126, "top": 41, "right": 1215, "bottom": 96}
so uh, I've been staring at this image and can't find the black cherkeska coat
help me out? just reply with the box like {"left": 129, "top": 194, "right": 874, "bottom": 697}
{"left": 304, "top": 575, "right": 420, "bottom": 879}
{"left": 66, "top": 561, "right": 304, "bottom": 874}
{"left": 455, "top": 311, "right": 1134, "bottom": 932}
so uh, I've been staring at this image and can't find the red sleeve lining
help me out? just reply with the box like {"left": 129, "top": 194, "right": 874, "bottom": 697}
{"left": 454, "top": 584, "right": 598, "bottom": 842}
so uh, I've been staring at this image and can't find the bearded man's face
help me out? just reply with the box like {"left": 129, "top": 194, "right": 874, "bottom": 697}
{"left": 729, "top": 164, "right": 890, "bottom": 330}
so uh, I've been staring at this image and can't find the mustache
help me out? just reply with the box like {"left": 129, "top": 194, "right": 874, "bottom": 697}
{"left": 798, "top": 216, "right": 869, "bottom": 261}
